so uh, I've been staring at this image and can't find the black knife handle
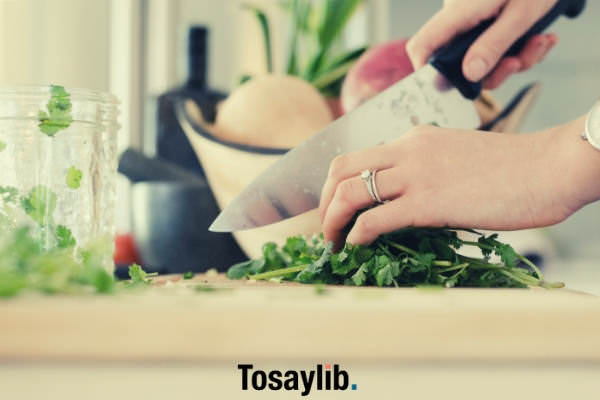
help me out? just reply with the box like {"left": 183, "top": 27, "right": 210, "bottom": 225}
{"left": 430, "top": 0, "right": 586, "bottom": 100}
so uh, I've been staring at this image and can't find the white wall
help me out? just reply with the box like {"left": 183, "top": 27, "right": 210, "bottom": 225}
{"left": 0, "top": 0, "right": 110, "bottom": 90}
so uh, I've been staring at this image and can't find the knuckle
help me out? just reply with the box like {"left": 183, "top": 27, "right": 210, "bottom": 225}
{"left": 329, "top": 154, "right": 349, "bottom": 179}
{"left": 336, "top": 179, "right": 358, "bottom": 206}
{"left": 354, "top": 213, "right": 379, "bottom": 237}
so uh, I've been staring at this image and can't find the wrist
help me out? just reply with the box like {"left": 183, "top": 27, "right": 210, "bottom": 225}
{"left": 552, "top": 115, "right": 600, "bottom": 209}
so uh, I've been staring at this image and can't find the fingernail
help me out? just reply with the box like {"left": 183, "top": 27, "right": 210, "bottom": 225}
{"left": 465, "top": 57, "right": 488, "bottom": 82}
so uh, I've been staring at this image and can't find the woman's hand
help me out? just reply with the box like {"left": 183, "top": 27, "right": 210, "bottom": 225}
{"left": 406, "top": 0, "right": 559, "bottom": 89}
{"left": 319, "top": 117, "right": 600, "bottom": 249}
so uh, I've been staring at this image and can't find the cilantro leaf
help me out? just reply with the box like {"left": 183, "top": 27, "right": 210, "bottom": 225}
{"left": 183, "top": 271, "right": 195, "bottom": 279}
{"left": 128, "top": 263, "right": 153, "bottom": 284}
{"left": 296, "top": 242, "right": 333, "bottom": 283}
{"left": 38, "top": 85, "right": 73, "bottom": 137}
{"left": 21, "top": 185, "right": 57, "bottom": 226}
{"left": 0, "top": 186, "right": 19, "bottom": 205}
{"left": 55, "top": 225, "right": 76, "bottom": 248}
{"left": 66, "top": 166, "right": 82, "bottom": 189}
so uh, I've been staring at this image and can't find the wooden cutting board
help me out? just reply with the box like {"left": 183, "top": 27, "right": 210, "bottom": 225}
{"left": 1, "top": 273, "right": 600, "bottom": 362}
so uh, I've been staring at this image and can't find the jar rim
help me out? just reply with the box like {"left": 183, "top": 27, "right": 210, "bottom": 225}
{"left": 0, "top": 85, "right": 119, "bottom": 105}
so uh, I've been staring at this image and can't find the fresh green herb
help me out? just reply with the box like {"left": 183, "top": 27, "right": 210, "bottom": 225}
{"left": 0, "top": 140, "right": 6, "bottom": 152}
{"left": 242, "top": 4, "right": 272, "bottom": 73}
{"left": 21, "top": 185, "right": 57, "bottom": 226}
{"left": 227, "top": 228, "right": 564, "bottom": 289}
{"left": 55, "top": 225, "right": 76, "bottom": 248}
{"left": 314, "top": 284, "right": 328, "bottom": 295}
{"left": 65, "top": 166, "right": 82, "bottom": 189}
{"left": 0, "top": 186, "right": 19, "bottom": 205}
{"left": 183, "top": 271, "right": 195, "bottom": 280}
{"left": 128, "top": 263, "right": 157, "bottom": 285}
{"left": 38, "top": 85, "right": 73, "bottom": 137}
{"left": 0, "top": 226, "right": 113, "bottom": 297}
{"left": 241, "top": 0, "right": 366, "bottom": 96}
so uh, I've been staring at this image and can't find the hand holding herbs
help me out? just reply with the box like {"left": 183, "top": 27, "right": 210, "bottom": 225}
{"left": 228, "top": 228, "right": 563, "bottom": 289}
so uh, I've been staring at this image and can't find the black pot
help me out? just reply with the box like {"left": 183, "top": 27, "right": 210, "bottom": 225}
{"left": 131, "top": 181, "right": 246, "bottom": 273}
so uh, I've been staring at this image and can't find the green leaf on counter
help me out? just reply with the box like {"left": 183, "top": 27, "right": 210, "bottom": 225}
{"left": 226, "top": 224, "right": 563, "bottom": 289}
{"left": 128, "top": 263, "right": 157, "bottom": 285}
{"left": 183, "top": 271, "right": 195, "bottom": 279}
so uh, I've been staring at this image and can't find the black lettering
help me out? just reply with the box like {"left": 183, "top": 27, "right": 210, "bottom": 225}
{"left": 317, "top": 364, "right": 322, "bottom": 390}
{"left": 325, "top": 368, "right": 331, "bottom": 390}
{"left": 284, "top": 370, "right": 299, "bottom": 390}
{"left": 268, "top": 370, "right": 283, "bottom": 390}
{"left": 334, "top": 364, "right": 349, "bottom": 390}
{"left": 300, "top": 370, "right": 315, "bottom": 396}
{"left": 252, "top": 370, "right": 267, "bottom": 390}
{"left": 238, "top": 364, "right": 253, "bottom": 390}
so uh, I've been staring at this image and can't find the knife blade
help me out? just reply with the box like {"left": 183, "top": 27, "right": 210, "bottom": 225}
{"left": 209, "top": 65, "right": 478, "bottom": 232}
{"left": 210, "top": 0, "right": 585, "bottom": 232}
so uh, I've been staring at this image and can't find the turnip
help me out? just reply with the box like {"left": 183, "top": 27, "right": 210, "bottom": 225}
{"left": 215, "top": 75, "right": 333, "bottom": 148}
{"left": 340, "top": 38, "right": 414, "bottom": 113}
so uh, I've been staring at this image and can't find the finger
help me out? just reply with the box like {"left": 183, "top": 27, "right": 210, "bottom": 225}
{"left": 406, "top": 6, "right": 485, "bottom": 70}
{"left": 462, "top": 1, "right": 555, "bottom": 82}
{"left": 535, "top": 36, "right": 557, "bottom": 64}
{"left": 516, "top": 34, "right": 550, "bottom": 70}
{"left": 319, "top": 148, "right": 396, "bottom": 222}
{"left": 345, "top": 197, "right": 416, "bottom": 245}
{"left": 519, "top": 33, "right": 558, "bottom": 70}
{"left": 482, "top": 57, "right": 521, "bottom": 89}
{"left": 322, "top": 169, "right": 405, "bottom": 249}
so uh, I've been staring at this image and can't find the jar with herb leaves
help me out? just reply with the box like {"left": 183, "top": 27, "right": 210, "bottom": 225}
{"left": 0, "top": 85, "right": 120, "bottom": 274}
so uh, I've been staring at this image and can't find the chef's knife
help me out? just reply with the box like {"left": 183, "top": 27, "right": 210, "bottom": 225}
{"left": 210, "top": 0, "right": 585, "bottom": 232}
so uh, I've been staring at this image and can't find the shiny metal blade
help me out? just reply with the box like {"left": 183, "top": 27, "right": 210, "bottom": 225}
{"left": 210, "top": 65, "right": 480, "bottom": 232}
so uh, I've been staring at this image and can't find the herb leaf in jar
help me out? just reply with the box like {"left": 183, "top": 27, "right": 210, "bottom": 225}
{"left": 66, "top": 166, "right": 83, "bottom": 189}
{"left": 38, "top": 85, "right": 73, "bottom": 137}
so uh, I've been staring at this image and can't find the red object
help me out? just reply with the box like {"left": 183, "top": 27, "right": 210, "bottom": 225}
{"left": 341, "top": 38, "right": 414, "bottom": 113}
{"left": 114, "top": 233, "right": 142, "bottom": 265}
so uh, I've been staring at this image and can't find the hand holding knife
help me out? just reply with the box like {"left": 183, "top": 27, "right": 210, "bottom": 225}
{"left": 210, "top": 0, "right": 585, "bottom": 236}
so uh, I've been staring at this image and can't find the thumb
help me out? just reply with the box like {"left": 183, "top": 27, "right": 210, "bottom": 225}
{"left": 462, "top": 1, "right": 554, "bottom": 82}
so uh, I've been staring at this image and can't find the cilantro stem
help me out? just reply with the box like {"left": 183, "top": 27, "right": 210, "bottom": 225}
{"left": 461, "top": 240, "right": 543, "bottom": 280}
{"left": 436, "top": 262, "right": 469, "bottom": 274}
{"left": 383, "top": 240, "right": 418, "bottom": 256}
{"left": 250, "top": 264, "right": 308, "bottom": 280}
{"left": 383, "top": 240, "right": 451, "bottom": 266}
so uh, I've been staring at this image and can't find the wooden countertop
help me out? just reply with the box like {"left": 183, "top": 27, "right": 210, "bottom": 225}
{"left": 1, "top": 273, "right": 600, "bottom": 362}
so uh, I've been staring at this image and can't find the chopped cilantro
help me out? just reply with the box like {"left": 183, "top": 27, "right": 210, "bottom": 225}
{"left": 38, "top": 85, "right": 73, "bottom": 137}
{"left": 65, "top": 166, "right": 82, "bottom": 189}
{"left": 226, "top": 227, "right": 564, "bottom": 289}
{"left": 183, "top": 271, "right": 195, "bottom": 279}
{"left": 128, "top": 263, "right": 157, "bottom": 285}
{"left": 21, "top": 185, "right": 57, "bottom": 226}
{"left": 0, "top": 186, "right": 19, "bottom": 205}
{"left": 55, "top": 225, "right": 76, "bottom": 248}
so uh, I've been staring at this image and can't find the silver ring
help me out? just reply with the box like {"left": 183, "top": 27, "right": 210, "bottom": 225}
{"left": 371, "top": 169, "right": 383, "bottom": 203}
{"left": 360, "top": 169, "right": 383, "bottom": 204}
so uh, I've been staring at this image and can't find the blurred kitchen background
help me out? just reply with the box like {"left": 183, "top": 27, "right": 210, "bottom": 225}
{"left": 1, "top": 0, "right": 599, "bottom": 288}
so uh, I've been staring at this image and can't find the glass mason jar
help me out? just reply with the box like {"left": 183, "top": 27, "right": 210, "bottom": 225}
{"left": 0, "top": 86, "right": 120, "bottom": 273}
